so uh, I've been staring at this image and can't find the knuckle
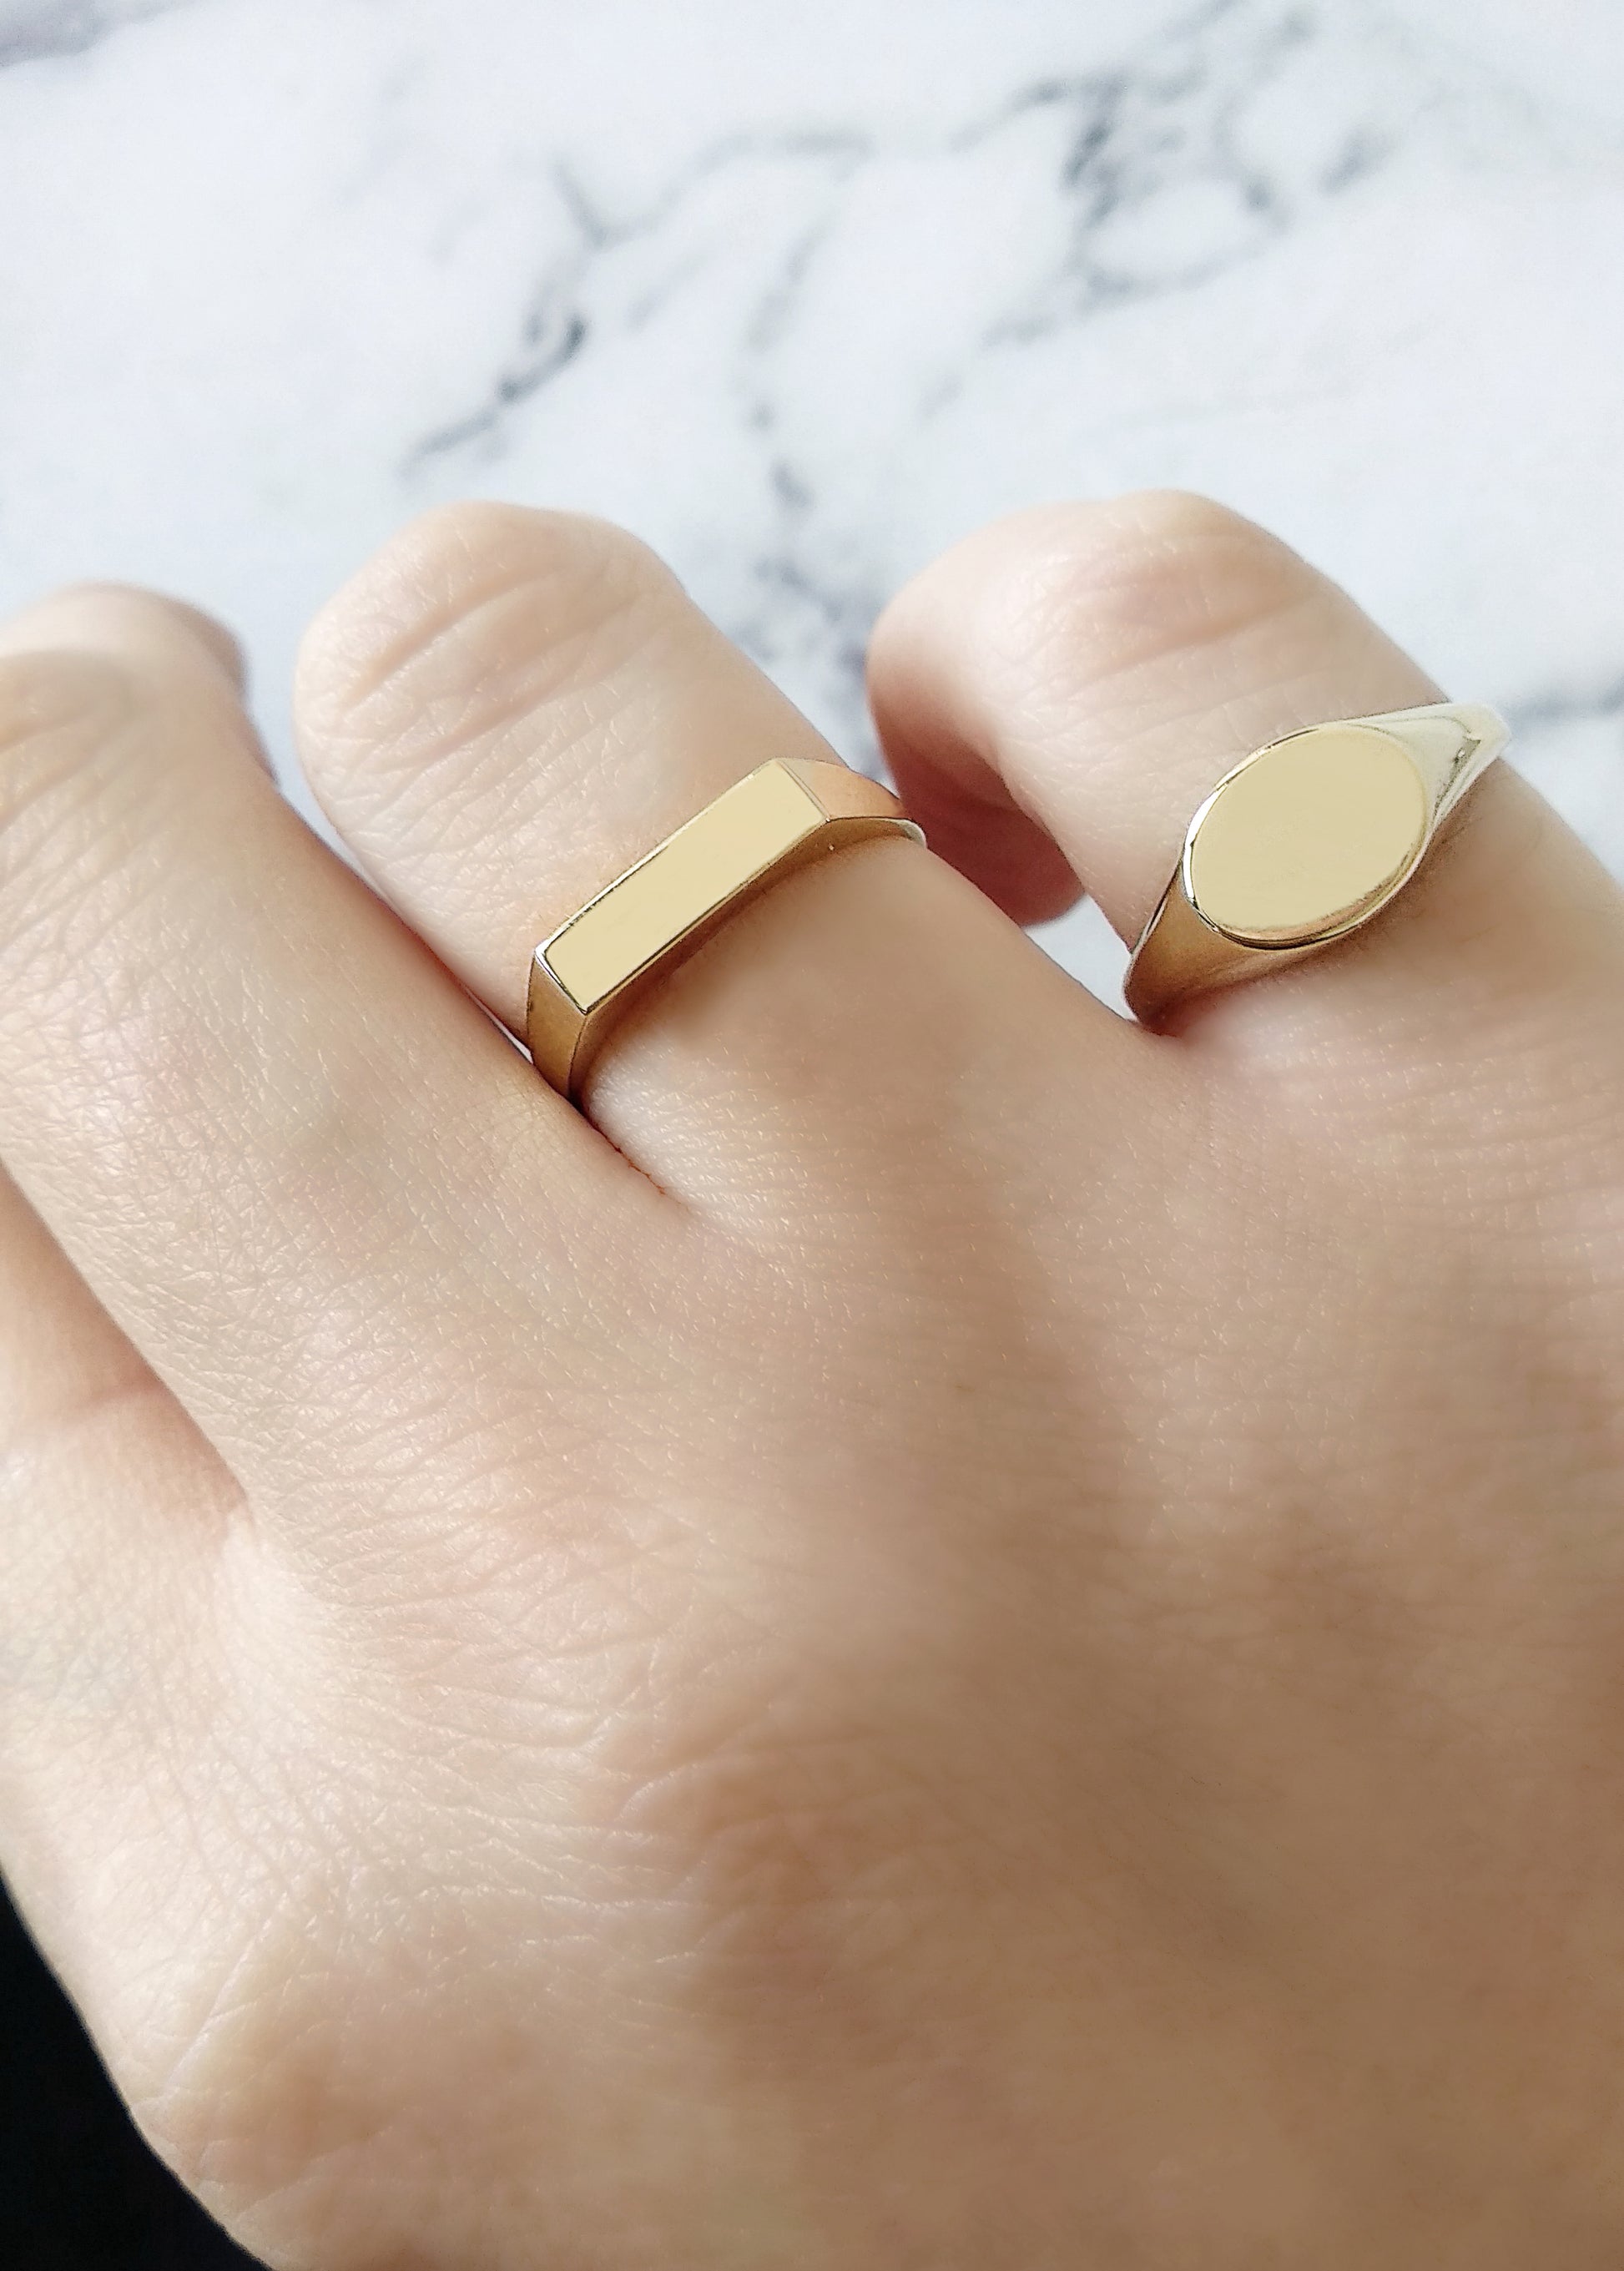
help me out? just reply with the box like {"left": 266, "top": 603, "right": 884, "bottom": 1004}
{"left": 0, "top": 650, "right": 136, "bottom": 884}
{"left": 0, "top": 653, "right": 215, "bottom": 1065}
{"left": 976, "top": 489, "right": 1319, "bottom": 687}
{"left": 9, "top": 586, "right": 244, "bottom": 688}
{"left": 295, "top": 502, "right": 679, "bottom": 777}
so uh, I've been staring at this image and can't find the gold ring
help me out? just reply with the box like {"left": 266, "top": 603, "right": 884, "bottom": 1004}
{"left": 527, "top": 757, "right": 924, "bottom": 1099}
{"left": 1124, "top": 701, "right": 1510, "bottom": 1027}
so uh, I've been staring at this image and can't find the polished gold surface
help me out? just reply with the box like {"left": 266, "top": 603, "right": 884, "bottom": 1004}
{"left": 1126, "top": 701, "right": 1509, "bottom": 1025}
{"left": 527, "top": 757, "right": 923, "bottom": 1099}
{"left": 1185, "top": 726, "right": 1427, "bottom": 945}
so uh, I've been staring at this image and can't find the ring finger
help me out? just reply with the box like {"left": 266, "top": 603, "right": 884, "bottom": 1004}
{"left": 868, "top": 491, "right": 1624, "bottom": 1092}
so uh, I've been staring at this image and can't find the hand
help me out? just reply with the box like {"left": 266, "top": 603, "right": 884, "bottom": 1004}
{"left": 3, "top": 493, "right": 1621, "bottom": 2269}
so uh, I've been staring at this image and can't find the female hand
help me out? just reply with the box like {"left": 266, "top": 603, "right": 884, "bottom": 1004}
{"left": 3, "top": 493, "right": 1621, "bottom": 2269}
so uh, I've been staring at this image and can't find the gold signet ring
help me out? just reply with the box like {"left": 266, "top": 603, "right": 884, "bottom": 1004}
{"left": 527, "top": 758, "right": 924, "bottom": 1100}
{"left": 1124, "top": 701, "right": 1510, "bottom": 1027}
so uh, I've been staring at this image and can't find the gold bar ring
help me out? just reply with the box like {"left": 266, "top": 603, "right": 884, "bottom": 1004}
{"left": 1124, "top": 701, "right": 1510, "bottom": 1027}
{"left": 527, "top": 757, "right": 924, "bottom": 1100}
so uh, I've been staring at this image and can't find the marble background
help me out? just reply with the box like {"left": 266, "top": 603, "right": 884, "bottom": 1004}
{"left": 1, "top": 0, "right": 1621, "bottom": 1000}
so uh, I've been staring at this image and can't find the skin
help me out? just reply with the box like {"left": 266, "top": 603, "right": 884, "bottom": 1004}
{"left": 1, "top": 491, "right": 1622, "bottom": 2268}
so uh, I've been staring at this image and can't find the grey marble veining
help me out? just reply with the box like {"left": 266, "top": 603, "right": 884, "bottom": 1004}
{"left": 0, "top": 0, "right": 184, "bottom": 67}
{"left": 2, "top": 0, "right": 1621, "bottom": 995}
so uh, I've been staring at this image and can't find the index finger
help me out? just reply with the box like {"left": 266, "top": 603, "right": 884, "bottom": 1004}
{"left": 0, "top": 585, "right": 663, "bottom": 1527}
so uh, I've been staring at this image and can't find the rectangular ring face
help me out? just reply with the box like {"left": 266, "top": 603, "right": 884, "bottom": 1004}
{"left": 542, "top": 760, "right": 825, "bottom": 1013}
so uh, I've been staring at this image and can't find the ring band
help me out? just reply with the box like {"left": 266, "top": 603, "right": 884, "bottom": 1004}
{"left": 527, "top": 758, "right": 924, "bottom": 1099}
{"left": 1124, "top": 700, "right": 1510, "bottom": 1027}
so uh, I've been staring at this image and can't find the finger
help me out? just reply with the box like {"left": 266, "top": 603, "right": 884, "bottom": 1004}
{"left": 0, "top": 585, "right": 653, "bottom": 1514}
{"left": 0, "top": 1164, "right": 235, "bottom": 1951}
{"left": 295, "top": 506, "right": 1154, "bottom": 1228}
{"left": 868, "top": 493, "right": 1624, "bottom": 1061}
{"left": 0, "top": 1163, "right": 226, "bottom": 1715}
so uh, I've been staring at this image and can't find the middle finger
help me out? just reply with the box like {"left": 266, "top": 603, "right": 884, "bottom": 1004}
{"left": 295, "top": 505, "right": 1163, "bottom": 1229}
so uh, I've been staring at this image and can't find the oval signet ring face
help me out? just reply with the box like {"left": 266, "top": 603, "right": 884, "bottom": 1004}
{"left": 1184, "top": 724, "right": 1430, "bottom": 948}
{"left": 1123, "top": 701, "right": 1510, "bottom": 1027}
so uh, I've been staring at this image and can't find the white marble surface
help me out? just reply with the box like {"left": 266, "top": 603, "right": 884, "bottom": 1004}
{"left": 2, "top": 0, "right": 1621, "bottom": 995}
